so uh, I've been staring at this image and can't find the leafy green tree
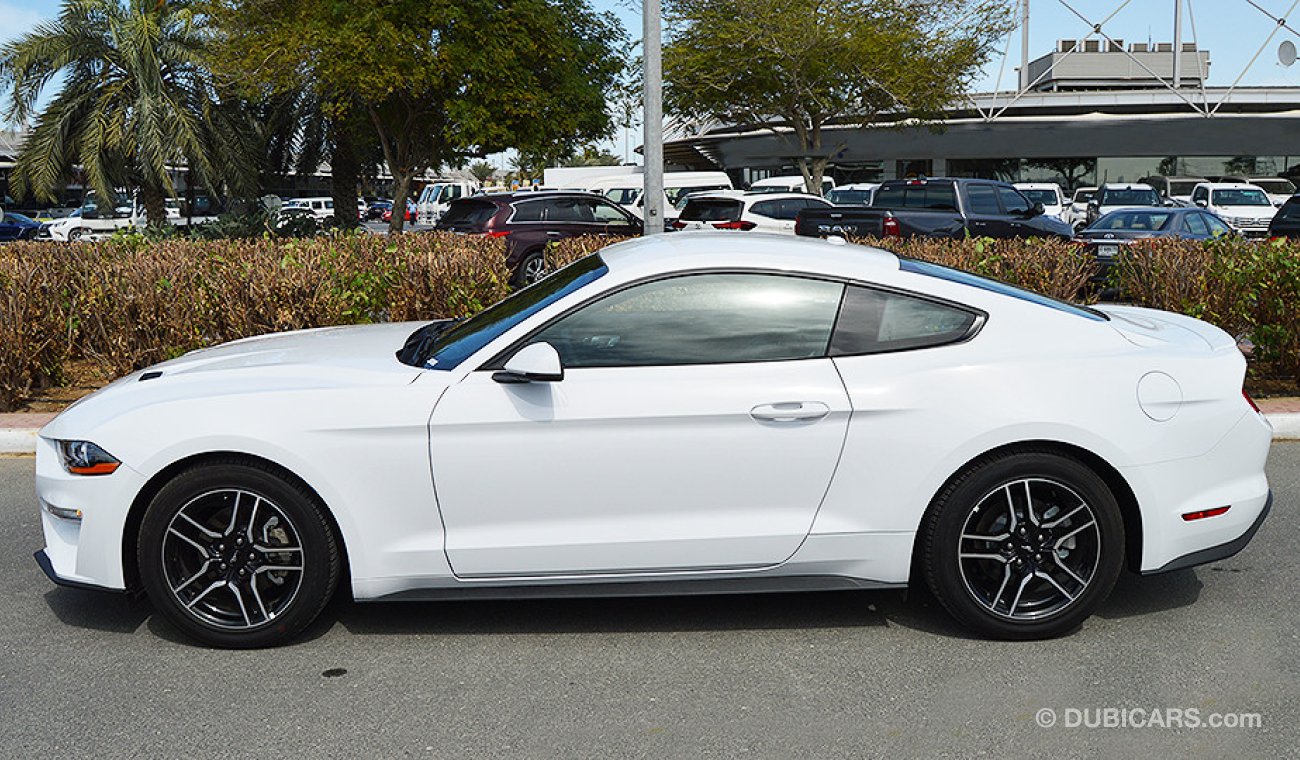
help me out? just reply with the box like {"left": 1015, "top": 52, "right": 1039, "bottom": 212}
{"left": 1025, "top": 157, "right": 1097, "bottom": 192}
{"left": 664, "top": 0, "right": 1014, "bottom": 194}
{"left": 469, "top": 160, "right": 497, "bottom": 185}
{"left": 211, "top": 0, "right": 626, "bottom": 232}
{"left": 564, "top": 145, "right": 622, "bottom": 167}
{"left": 0, "top": 0, "right": 254, "bottom": 225}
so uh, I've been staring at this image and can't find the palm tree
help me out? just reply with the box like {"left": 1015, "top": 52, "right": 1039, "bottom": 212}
{"left": 0, "top": 0, "right": 253, "bottom": 224}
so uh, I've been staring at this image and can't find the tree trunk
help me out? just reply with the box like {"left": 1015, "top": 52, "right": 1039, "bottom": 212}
{"left": 330, "top": 118, "right": 361, "bottom": 230}
{"left": 389, "top": 170, "right": 413, "bottom": 235}
{"left": 140, "top": 185, "right": 168, "bottom": 230}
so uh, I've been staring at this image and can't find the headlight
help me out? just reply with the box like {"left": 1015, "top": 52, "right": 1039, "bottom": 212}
{"left": 57, "top": 440, "right": 121, "bottom": 476}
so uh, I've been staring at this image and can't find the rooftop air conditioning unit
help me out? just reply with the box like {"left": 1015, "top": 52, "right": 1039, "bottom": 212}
{"left": 1130, "top": 42, "right": 1149, "bottom": 53}
{"left": 1156, "top": 42, "right": 1174, "bottom": 52}
{"left": 1058, "top": 39, "right": 1077, "bottom": 53}
{"left": 1108, "top": 39, "right": 1124, "bottom": 52}
{"left": 1084, "top": 40, "right": 1101, "bottom": 53}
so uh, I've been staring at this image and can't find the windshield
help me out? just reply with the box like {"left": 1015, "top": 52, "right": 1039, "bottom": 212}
{"left": 422, "top": 255, "right": 609, "bottom": 370}
{"left": 665, "top": 185, "right": 729, "bottom": 205}
{"left": 1211, "top": 188, "right": 1271, "bottom": 207}
{"left": 1072, "top": 189, "right": 1096, "bottom": 204}
{"left": 1092, "top": 211, "right": 1175, "bottom": 231}
{"left": 1167, "top": 180, "right": 1200, "bottom": 196}
{"left": 604, "top": 188, "right": 639, "bottom": 205}
{"left": 1100, "top": 189, "right": 1160, "bottom": 207}
{"left": 1019, "top": 189, "right": 1059, "bottom": 206}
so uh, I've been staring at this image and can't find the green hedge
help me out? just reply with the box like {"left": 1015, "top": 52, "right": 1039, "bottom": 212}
{"left": 1, "top": 233, "right": 1297, "bottom": 412}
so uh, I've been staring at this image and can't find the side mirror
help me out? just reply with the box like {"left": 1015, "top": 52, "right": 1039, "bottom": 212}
{"left": 1163, "top": 200, "right": 1175, "bottom": 207}
{"left": 1027, "top": 202, "right": 1044, "bottom": 217}
{"left": 1195, "top": 199, "right": 1208, "bottom": 208}
{"left": 493, "top": 342, "right": 563, "bottom": 384}
{"left": 1087, "top": 200, "right": 1099, "bottom": 208}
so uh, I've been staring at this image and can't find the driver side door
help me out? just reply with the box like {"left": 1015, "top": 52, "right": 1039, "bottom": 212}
{"left": 429, "top": 272, "right": 852, "bottom": 577}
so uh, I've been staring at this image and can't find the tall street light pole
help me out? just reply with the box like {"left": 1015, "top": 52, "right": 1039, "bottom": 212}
{"left": 643, "top": 0, "right": 665, "bottom": 235}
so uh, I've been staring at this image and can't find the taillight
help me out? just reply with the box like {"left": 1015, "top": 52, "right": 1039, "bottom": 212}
{"left": 671, "top": 220, "right": 688, "bottom": 230}
{"left": 711, "top": 220, "right": 757, "bottom": 231}
{"left": 485, "top": 230, "right": 510, "bottom": 238}
{"left": 1243, "top": 389, "right": 1261, "bottom": 414}
{"left": 882, "top": 216, "right": 901, "bottom": 238}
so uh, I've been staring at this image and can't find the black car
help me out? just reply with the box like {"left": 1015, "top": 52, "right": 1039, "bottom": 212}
{"left": 0, "top": 212, "right": 41, "bottom": 241}
{"left": 1075, "top": 207, "right": 1233, "bottom": 283}
{"left": 436, "top": 191, "right": 642, "bottom": 285}
{"left": 1267, "top": 195, "right": 1300, "bottom": 240}
{"left": 366, "top": 200, "right": 393, "bottom": 221}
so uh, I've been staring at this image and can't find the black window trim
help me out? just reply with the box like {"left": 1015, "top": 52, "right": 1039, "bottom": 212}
{"left": 478, "top": 267, "right": 988, "bottom": 371}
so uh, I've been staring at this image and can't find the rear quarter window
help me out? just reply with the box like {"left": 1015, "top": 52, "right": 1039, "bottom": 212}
{"left": 440, "top": 200, "right": 499, "bottom": 227}
{"left": 831, "top": 285, "right": 980, "bottom": 355}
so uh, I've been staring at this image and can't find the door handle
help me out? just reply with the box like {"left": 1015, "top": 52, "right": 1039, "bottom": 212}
{"left": 750, "top": 401, "right": 830, "bottom": 422}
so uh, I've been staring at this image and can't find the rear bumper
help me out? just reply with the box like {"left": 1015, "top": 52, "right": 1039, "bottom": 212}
{"left": 1142, "top": 491, "right": 1271, "bottom": 574}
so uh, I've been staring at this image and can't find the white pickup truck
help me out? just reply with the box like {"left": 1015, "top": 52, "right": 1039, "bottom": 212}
{"left": 416, "top": 181, "right": 478, "bottom": 225}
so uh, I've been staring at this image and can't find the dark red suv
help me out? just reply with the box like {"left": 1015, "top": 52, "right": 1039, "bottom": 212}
{"left": 435, "top": 191, "right": 643, "bottom": 285}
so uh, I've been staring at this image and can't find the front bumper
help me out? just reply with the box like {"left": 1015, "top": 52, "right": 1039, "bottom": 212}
{"left": 34, "top": 549, "right": 125, "bottom": 593}
{"left": 1142, "top": 491, "right": 1272, "bottom": 574}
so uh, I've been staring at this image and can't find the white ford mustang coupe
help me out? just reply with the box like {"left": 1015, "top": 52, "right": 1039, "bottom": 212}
{"left": 36, "top": 233, "right": 1272, "bottom": 647}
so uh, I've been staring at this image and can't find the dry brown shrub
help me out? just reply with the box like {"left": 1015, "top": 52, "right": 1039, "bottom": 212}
{"left": 0, "top": 245, "right": 70, "bottom": 410}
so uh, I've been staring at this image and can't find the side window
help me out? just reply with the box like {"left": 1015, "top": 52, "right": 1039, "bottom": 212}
{"left": 1183, "top": 212, "right": 1209, "bottom": 236}
{"left": 830, "top": 285, "right": 979, "bottom": 356}
{"left": 1203, "top": 213, "right": 1232, "bottom": 237}
{"left": 545, "top": 198, "right": 588, "bottom": 222}
{"left": 530, "top": 274, "right": 844, "bottom": 368}
{"left": 966, "top": 185, "right": 1001, "bottom": 215}
{"left": 589, "top": 200, "right": 631, "bottom": 224}
{"left": 511, "top": 200, "right": 545, "bottom": 222}
{"left": 749, "top": 200, "right": 782, "bottom": 219}
{"left": 997, "top": 187, "right": 1031, "bottom": 215}
{"left": 1192, "top": 186, "right": 1208, "bottom": 204}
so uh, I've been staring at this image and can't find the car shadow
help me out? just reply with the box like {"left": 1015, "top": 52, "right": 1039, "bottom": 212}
{"left": 1094, "top": 568, "right": 1203, "bottom": 620}
{"left": 43, "top": 587, "right": 151, "bottom": 635}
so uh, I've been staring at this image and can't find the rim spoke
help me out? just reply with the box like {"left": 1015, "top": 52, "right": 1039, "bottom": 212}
{"left": 1052, "top": 554, "right": 1087, "bottom": 587}
{"left": 223, "top": 492, "right": 241, "bottom": 537}
{"left": 1036, "top": 570, "right": 1077, "bottom": 602}
{"left": 245, "top": 497, "right": 261, "bottom": 544}
{"left": 1043, "top": 504, "right": 1087, "bottom": 530}
{"left": 228, "top": 583, "right": 252, "bottom": 627}
{"left": 1004, "top": 486, "right": 1018, "bottom": 532}
{"left": 1054, "top": 519, "right": 1097, "bottom": 547}
{"left": 171, "top": 561, "right": 210, "bottom": 594}
{"left": 1008, "top": 572, "right": 1034, "bottom": 613}
{"left": 990, "top": 565, "right": 1013, "bottom": 611}
{"left": 256, "top": 564, "right": 304, "bottom": 573}
{"left": 185, "top": 580, "right": 225, "bottom": 609}
{"left": 962, "top": 531, "right": 1010, "bottom": 542}
{"left": 959, "top": 552, "right": 1010, "bottom": 564}
{"left": 250, "top": 578, "right": 271, "bottom": 622}
{"left": 178, "top": 512, "right": 221, "bottom": 540}
{"left": 167, "top": 527, "right": 210, "bottom": 556}
{"left": 1024, "top": 480, "right": 1039, "bottom": 526}
{"left": 254, "top": 544, "right": 302, "bottom": 554}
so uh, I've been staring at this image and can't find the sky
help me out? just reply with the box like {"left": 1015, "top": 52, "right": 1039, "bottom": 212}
{"left": 6, "top": 0, "right": 1300, "bottom": 164}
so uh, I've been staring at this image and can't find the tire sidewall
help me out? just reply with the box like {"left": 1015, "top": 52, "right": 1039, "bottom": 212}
{"left": 137, "top": 463, "right": 339, "bottom": 648}
{"left": 924, "top": 453, "right": 1125, "bottom": 640}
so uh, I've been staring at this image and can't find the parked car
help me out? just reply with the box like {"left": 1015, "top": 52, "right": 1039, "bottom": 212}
{"left": 1074, "top": 207, "right": 1233, "bottom": 283}
{"left": 1267, "top": 195, "right": 1300, "bottom": 239}
{"left": 795, "top": 178, "right": 1072, "bottom": 240}
{"left": 365, "top": 200, "right": 393, "bottom": 221}
{"left": 1086, "top": 183, "right": 1165, "bottom": 226}
{"left": 826, "top": 183, "right": 881, "bottom": 206}
{"left": 281, "top": 197, "right": 334, "bottom": 220}
{"left": 1138, "top": 175, "right": 1208, "bottom": 207}
{"left": 382, "top": 200, "right": 417, "bottom": 224}
{"left": 415, "top": 181, "right": 477, "bottom": 225}
{"left": 1013, "top": 182, "right": 1067, "bottom": 220}
{"left": 748, "top": 175, "right": 834, "bottom": 195}
{"left": 588, "top": 171, "right": 733, "bottom": 221}
{"left": 33, "top": 233, "right": 1272, "bottom": 647}
{"left": 673, "top": 192, "right": 832, "bottom": 234}
{"left": 0, "top": 212, "right": 41, "bottom": 241}
{"left": 1210, "top": 176, "right": 1297, "bottom": 207}
{"left": 273, "top": 207, "right": 321, "bottom": 236}
{"left": 1063, "top": 186, "right": 1098, "bottom": 229}
{"left": 1189, "top": 182, "right": 1278, "bottom": 237}
{"left": 435, "top": 191, "right": 642, "bottom": 285}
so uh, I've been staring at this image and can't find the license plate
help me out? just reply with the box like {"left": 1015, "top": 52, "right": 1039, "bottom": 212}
{"left": 1097, "top": 244, "right": 1119, "bottom": 257}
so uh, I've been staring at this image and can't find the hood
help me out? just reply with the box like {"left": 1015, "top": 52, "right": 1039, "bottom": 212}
{"left": 151, "top": 322, "right": 427, "bottom": 377}
{"left": 1215, "top": 205, "right": 1276, "bottom": 220}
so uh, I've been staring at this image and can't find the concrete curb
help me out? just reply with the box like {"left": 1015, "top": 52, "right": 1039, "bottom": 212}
{"left": 2, "top": 413, "right": 1298, "bottom": 455}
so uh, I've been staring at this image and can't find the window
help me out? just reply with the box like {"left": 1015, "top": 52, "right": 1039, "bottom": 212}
{"left": 680, "top": 198, "right": 742, "bottom": 222}
{"left": 529, "top": 273, "right": 844, "bottom": 368}
{"left": 589, "top": 199, "right": 631, "bottom": 224}
{"left": 1096, "top": 211, "right": 1174, "bottom": 231}
{"left": 510, "top": 199, "right": 546, "bottom": 222}
{"left": 966, "top": 185, "right": 1001, "bottom": 215}
{"left": 604, "top": 188, "right": 639, "bottom": 205}
{"left": 1183, "top": 213, "right": 1209, "bottom": 236}
{"left": 441, "top": 200, "right": 499, "bottom": 228}
{"left": 1211, "top": 189, "right": 1271, "bottom": 207}
{"left": 874, "top": 183, "right": 958, "bottom": 211}
{"left": 1202, "top": 213, "right": 1232, "bottom": 237}
{"left": 997, "top": 187, "right": 1031, "bottom": 215}
{"left": 1101, "top": 188, "right": 1160, "bottom": 207}
{"left": 749, "top": 200, "right": 782, "bottom": 219}
{"left": 1277, "top": 199, "right": 1300, "bottom": 220}
{"left": 1018, "top": 189, "right": 1060, "bottom": 207}
{"left": 1191, "top": 186, "right": 1209, "bottom": 205}
{"left": 831, "top": 286, "right": 979, "bottom": 356}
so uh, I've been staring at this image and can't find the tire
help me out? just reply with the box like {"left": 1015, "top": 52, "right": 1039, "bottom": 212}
{"left": 920, "top": 451, "right": 1124, "bottom": 640}
{"left": 137, "top": 460, "right": 340, "bottom": 648}
{"left": 512, "top": 251, "right": 547, "bottom": 287}
{"left": 68, "top": 227, "right": 84, "bottom": 241}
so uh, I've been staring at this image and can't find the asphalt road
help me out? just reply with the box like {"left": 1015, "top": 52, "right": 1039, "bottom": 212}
{"left": 1, "top": 448, "right": 1297, "bottom": 758}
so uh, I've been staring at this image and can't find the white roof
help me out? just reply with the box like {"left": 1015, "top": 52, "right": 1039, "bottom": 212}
{"left": 596, "top": 232, "right": 901, "bottom": 283}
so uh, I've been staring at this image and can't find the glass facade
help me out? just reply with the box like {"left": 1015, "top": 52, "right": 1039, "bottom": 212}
{"left": 944, "top": 156, "right": 1300, "bottom": 192}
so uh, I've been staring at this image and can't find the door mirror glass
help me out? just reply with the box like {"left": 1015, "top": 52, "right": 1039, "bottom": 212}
{"left": 494, "top": 342, "right": 564, "bottom": 383}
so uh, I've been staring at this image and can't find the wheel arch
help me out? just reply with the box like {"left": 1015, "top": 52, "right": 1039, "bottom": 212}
{"left": 910, "top": 440, "right": 1143, "bottom": 577}
{"left": 120, "top": 451, "right": 353, "bottom": 598}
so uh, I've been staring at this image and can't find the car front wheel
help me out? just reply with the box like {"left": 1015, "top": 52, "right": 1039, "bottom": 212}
{"left": 137, "top": 461, "right": 340, "bottom": 648}
{"left": 921, "top": 451, "right": 1124, "bottom": 640}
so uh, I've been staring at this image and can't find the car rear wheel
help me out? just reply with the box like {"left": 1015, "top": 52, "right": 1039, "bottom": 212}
{"left": 920, "top": 451, "right": 1124, "bottom": 640}
{"left": 137, "top": 461, "right": 340, "bottom": 648}
{"left": 513, "top": 251, "right": 547, "bottom": 287}
{"left": 68, "top": 227, "right": 84, "bottom": 241}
